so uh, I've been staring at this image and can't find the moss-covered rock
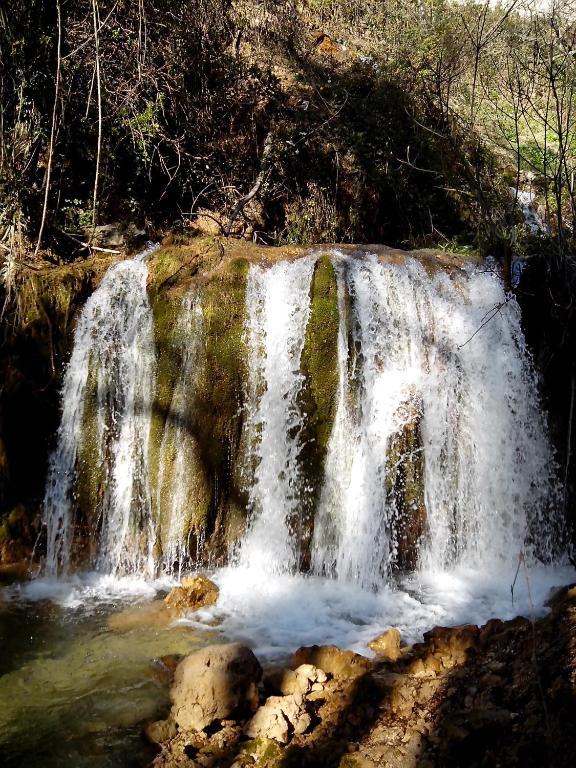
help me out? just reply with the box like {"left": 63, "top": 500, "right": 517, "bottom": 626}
{"left": 297, "top": 255, "right": 340, "bottom": 569}
{"left": 385, "top": 395, "right": 427, "bottom": 572}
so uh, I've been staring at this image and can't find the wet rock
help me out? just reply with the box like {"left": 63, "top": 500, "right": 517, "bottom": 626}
{"left": 291, "top": 645, "right": 372, "bottom": 680}
{"left": 170, "top": 643, "right": 262, "bottom": 731}
{"left": 368, "top": 627, "right": 402, "bottom": 661}
{"left": 165, "top": 575, "right": 219, "bottom": 617}
{"left": 244, "top": 693, "right": 311, "bottom": 744}
{"left": 422, "top": 624, "right": 480, "bottom": 666}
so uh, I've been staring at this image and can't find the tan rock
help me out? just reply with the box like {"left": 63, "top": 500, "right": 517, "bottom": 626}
{"left": 165, "top": 574, "right": 219, "bottom": 617}
{"left": 368, "top": 627, "right": 402, "bottom": 661}
{"left": 144, "top": 718, "right": 178, "bottom": 745}
{"left": 264, "top": 663, "right": 327, "bottom": 696}
{"left": 291, "top": 645, "right": 372, "bottom": 680}
{"left": 244, "top": 693, "right": 311, "bottom": 744}
{"left": 423, "top": 624, "right": 480, "bottom": 666}
{"left": 170, "top": 643, "right": 262, "bottom": 731}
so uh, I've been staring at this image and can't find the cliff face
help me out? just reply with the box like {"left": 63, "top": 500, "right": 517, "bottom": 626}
{"left": 0, "top": 236, "right": 476, "bottom": 572}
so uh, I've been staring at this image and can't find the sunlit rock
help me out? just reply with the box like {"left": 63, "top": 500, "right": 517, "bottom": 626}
{"left": 368, "top": 627, "right": 402, "bottom": 661}
{"left": 291, "top": 645, "right": 372, "bottom": 680}
{"left": 244, "top": 693, "right": 311, "bottom": 744}
{"left": 164, "top": 574, "right": 220, "bottom": 617}
{"left": 170, "top": 643, "right": 262, "bottom": 731}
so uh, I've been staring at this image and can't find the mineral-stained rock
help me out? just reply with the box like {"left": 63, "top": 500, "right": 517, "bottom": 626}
{"left": 164, "top": 574, "right": 220, "bottom": 617}
{"left": 368, "top": 627, "right": 402, "bottom": 661}
{"left": 170, "top": 643, "right": 262, "bottom": 731}
{"left": 244, "top": 693, "right": 311, "bottom": 743}
{"left": 292, "top": 645, "right": 372, "bottom": 680}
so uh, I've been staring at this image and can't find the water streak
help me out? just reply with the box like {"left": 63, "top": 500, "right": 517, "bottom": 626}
{"left": 312, "top": 253, "right": 561, "bottom": 589}
{"left": 156, "top": 292, "right": 205, "bottom": 576}
{"left": 238, "top": 256, "right": 316, "bottom": 574}
{"left": 44, "top": 246, "right": 157, "bottom": 576}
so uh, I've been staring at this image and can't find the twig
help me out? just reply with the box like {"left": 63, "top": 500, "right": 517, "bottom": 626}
{"left": 458, "top": 296, "right": 513, "bottom": 349}
{"left": 91, "top": 0, "right": 103, "bottom": 232}
{"left": 225, "top": 132, "right": 274, "bottom": 237}
{"left": 58, "top": 229, "right": 120, "bottom": 254}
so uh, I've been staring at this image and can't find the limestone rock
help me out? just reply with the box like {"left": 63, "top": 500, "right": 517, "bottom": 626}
{"left": 144, "top": 718, "right": 178, "bottom": 745}
{"left": 368, "top": 627, "right": 402, "bottom": 661}
{"left": 422, "top": 624, "right": 480, "bottom": 667}
{"left": 165, "top": 574, "right": 219, "bottom": 617}
{"left": 244, "top": 693, "right": 311, "bottom": 744}
{"left": 170, "top": 643, "right": 262, "bottom": 731}
{"left": 291, "top": 645, "right": 372, "bottom": 680}
{"left": 266, "top": 663, "right": 328, "bottom": 696}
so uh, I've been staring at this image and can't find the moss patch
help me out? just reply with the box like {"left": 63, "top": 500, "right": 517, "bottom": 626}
{"left": 297, "top": 255, "right": 340, "bottom": 568}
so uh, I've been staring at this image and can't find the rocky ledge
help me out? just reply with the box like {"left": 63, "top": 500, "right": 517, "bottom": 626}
{"left": 144, "top": 584, "right": 576, "bottom": 768}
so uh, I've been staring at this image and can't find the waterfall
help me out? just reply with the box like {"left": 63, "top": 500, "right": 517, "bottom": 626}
{"left": 42, "top": 244, "right": 563, "bottom": 591}
{"left": 156, "top": 292, "right": 205, "bottom": 576}
{"left": 238, "top": 256, "right": 316, "bottom": 574}
{"left": 311, "top": 253, "right": 560, "bottom": 589}
{"left": 44, "top": 246, "right": 157, "bottom": 576}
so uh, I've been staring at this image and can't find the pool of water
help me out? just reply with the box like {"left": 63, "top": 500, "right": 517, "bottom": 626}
{"left": 0, "top": 579, "right": 216, "bottom": 768}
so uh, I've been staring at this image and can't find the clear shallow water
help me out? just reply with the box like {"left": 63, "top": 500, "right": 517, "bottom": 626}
{"left": 0, "top": 575, "right": 214, "bottom": 768}
{"left": 1, "top": 563, "right": 574, "bottom": 765}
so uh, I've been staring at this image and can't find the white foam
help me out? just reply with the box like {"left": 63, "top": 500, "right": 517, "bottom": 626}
{"left": 190, "top": 563, "right": 576, "bottom": 661}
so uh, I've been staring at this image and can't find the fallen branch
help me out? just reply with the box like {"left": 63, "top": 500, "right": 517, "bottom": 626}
{"left": 224, "top": 132, "right": 274, "bottom": 237}
{"left": 59, "top": 229, "right": 120, "bottom": 254}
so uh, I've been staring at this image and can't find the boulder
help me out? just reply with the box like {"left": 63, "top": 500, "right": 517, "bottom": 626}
{"left": 368, "top": 627, "right": 402, "bottom": 661}
{"left": 164, "top": 574, "right": 219, "bottom": 617}
{"left": 244, "top": 693, "right": 311, "bottom": 744}
{"left": 291, "top": 645, "right": 372, "bottom": 680}
{"left": 170, "top": 643, "right": 262, "bottom": 731}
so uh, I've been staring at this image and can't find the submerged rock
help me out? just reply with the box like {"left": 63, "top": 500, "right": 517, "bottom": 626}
{"left": 170, "top": 643, "right": 262, "bottom": 731}
{"left": 164, "top": 575, "right": 220, "bottom": 617}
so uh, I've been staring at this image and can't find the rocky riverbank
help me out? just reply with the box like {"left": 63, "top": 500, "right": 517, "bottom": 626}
{"left": 145, "top": 583, "right": 576, "bottom": 768}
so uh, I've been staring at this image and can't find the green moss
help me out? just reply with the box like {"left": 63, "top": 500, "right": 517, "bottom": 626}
{"left": 234, "top": 737, "right": 285, "bottom": 766}
{"left": 301, "top": 255, "right": 340, "bottom": 453}
{"left": 297, "top": 255, "right": 340, "bottom": 568}
{"left": 146, "top": 253, "right": 250, "bottom": 562}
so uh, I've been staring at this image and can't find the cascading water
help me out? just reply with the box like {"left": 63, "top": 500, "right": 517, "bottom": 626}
{"left": 311, "top": 253, "right": 561, "bottom": 589}
{"left": 43, "top": 246, "right": 157, "bottom": 576}
{"left": 156, "top": 291, "right": 205, "bottom": 576}
{"left": 237, "top": 256, "right": 317, "bottom": 574}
